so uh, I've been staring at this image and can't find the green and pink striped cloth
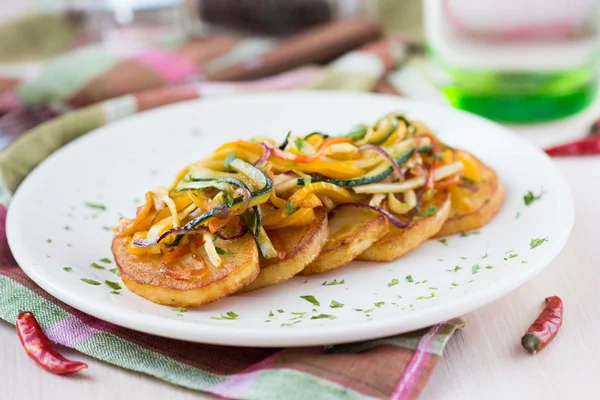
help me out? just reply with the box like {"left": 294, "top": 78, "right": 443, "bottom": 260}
{"left": 0, "top": 15, "right": 463, "bottom": 400}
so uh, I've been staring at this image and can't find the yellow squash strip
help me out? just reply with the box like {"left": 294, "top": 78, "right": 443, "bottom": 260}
{"left": 263, "top": 207, "right": 316, "bottom": 230}
{"left": 288, "top": 182, "right": 353, "bottom": 206}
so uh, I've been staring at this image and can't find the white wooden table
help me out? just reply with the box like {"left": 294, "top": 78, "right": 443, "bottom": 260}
{"left": 3, "top": 3, "right": 600, "bottom": 399}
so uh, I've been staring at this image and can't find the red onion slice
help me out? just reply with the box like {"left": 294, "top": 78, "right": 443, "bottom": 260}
{"left": 253, "top": 143, "right": 271, "bottom": 167}
{"left": 359, "top": 144, "right": 405, "bottom": 181}
{"left": 329, "top": 203, "right": 411, "bottom": 229}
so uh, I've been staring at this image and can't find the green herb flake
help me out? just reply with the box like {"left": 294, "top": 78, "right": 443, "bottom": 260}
{"left": 211, "top": 311, "right": 239, "bottom": 321}
{"left": 461, "top": 176, "right": 477, "bottom": 185}
{"left": 268, "top": 310, "right": 274, "bottom": 318}
{"left": 294, "top": 137, "right": 304, "bottom": 152}
{"left": 521, "top": 260, "right": 528, "bottom": 264}
{"left": 451, "top": 282, "right": 459, "bottom": 286}
{"left": 374, "top": 301, "right": 385, "bottom": 308}
{"left": 303, "top": 175, "right": 312, "bottom": 186}
{"left": 388, "top": 278, "right": 400, "bottom": 287}
{"left": 84, "top": 202, "right": 106, "bottom": 211}
{"left": 109, "top": 268, "right": 120, "bottom": 276}
{"left": 516, "top": 212, "right": 521, "bottom": 220}
{"left": 417, "top": 292, "right": 436, "bottom": 300}
{"left": 215, "top": 247, "right": 226, "bottom": 255}
{"left": 277, "top": 309, "right": 285, "bottom": 314}
{"left": 530, "top": 237, "right": 549, "bottom": 249}
{"left": 64, "top": 226, "right": 70, "bottom": 231}
{"left": 46, "top": 238, "right": 52, "bottom": 243}
{"left": 330, "top": 300, "right": 344, "bottom": 309}
{"left": 80, "top": 278, "right": 101, "bottom": 286}
{"left": 280, "top": 323, "right": 293, "bottom": 327}
{"left": 472, "top": 264, "right": 481, "bottom": 274}
{"left": 428, "top": 286, "right": 438, "bottom": 290}
{"left": 484, "top": 199, "right": 490, "bottom": 204}
{"left": 363, "top": 209, "right": 372, "bottom": 215}
{"left": 103, "top": 226, "right": 112, "bottom": 231}
{"left": 291, "top": 311, "right": 307, "bottom": 316}
{"left": 322, "top": 279, "right": 345, "bottom": 286}
{"left": 105, "top": 280, "right": 122, "bottom": 290}
{"left": 460, "top": 231, "right": 480, "bottom": 237}
{"left": 460, "top": 256, "right": 468, "bottom": 260}
{"left": 285, "top": 202, "right": 297, "bottom": 215}
{"left": 300, "top": 295, "right": 320, "bottom": 306}
{"left": 524, "top": 189, "right": 544, "bottom": 206}
{"left": 224, "top": 152, "right": 236, "bottom": 168}
{"left": 419, "top": 205, "right": 439, "bottom": 217}
{"left": 144, "top": 278, "right": 153, "bottom": 284}
{"left": 110, "top": 290, "right": 120, "bottom": 295}
{"left": 176, "top": 307, "right": 187, "bottom": 313}
{"left": 468, "top": 280, "right": 474, "bottom": 283}
{"left": 99, "top": 257, "right": 112, "bottom": 264}
{"left": 405, "top": 275, "right": 414, "bottom": 283}
{"left": 438, "top": 239, "right": 449, "bottom": 246}
{"left": 481, "top": 253, "right": 489, "bottom": 259}
{"left": 63, "top": 267, "right": 73, "bottom": 272}
{"left": 485, "top": 265, "right": 494, "bottom": 269}
{"left": 454, "top": 265, "right": 462, "bottom": 272}
{"left": 90, "top": 262, "right": 105, "bottom": 270}
{"left": 311, "top": 314, "right": 336, "bottom": 320}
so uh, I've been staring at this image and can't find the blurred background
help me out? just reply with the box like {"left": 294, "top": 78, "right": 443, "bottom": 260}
{"left": 1, "top": 0, "right": 598, "bottom": 149}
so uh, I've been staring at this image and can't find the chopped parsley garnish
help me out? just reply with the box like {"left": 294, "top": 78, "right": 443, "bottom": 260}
{"left": 144, "top": 278, "right": 153, "bottom": 284}
{"left": 388, "top": 278, "right": 400, "bottom": 287}
{"left": 84, "top": 202, "right": 106, "bottom": 211}
{"left": 363, "top": 209, "right": 372, "bottom": 215}
{"left": 428, "top": 286, "right": 438, "bottom": 290}
{"left": 211, "top": 311, "right": 239, "bottom": 320}
{"left": 64, "top": 226, "right": 70, "bottom": 231}
{"left": 215, "top": 247, "right": 226, "bottom": 255}
{"left": 461, "top": 176, "right": 477, "bottom": 185}
{"left": 405, "top": 275, "right": 414, "bottom": 283}
{"left": 504, "top": 253, "right": 518, "bottom": 260}
{"left": 176, "top": 307, "right": 187, "bottom": 313}
{"left": 63, "top": 267, "right": 72, "bottom": 272}
{"left": 524, "top": 189, "right": 544, "bottom": 206}
{"left": 330, "top": 300, "right": 344, "bottom": 308}
{"left": 418, "top": 205, "right": 438, "bottom": 217}
{"left": 285, "top": 202, "right": 297, "bottom": 215}
{"left": 90, "top": 262, "right": 105, "bottom": 270}
{"left": 294, "top": 137, "right": 304, "bottom": 152}
{"left": 468, "top": 280, "right": 474, "bottom": 283}
{"left": 99, "top": 258, "right": 112, "bottom": 264}
{"left": 280, "top": 323, "right": 293, "bottom": 327}
{"left": 454, "top": 265, "right": 462, "bottom": 272}
{"left": 303, "top": 175, "right": 312, "bottom": 186}
{"left": 226, "top": 194, "right": 235, "bottom": 207}
{"left": 311, "top": 314, "right": 336, "bottom": 320}
{"left": 484, "top": 199, "right": 490, "bottom": 204}
{"left": 530, "top": 237, "right": 549, "bottom": 249}
{"left": 268, "top": 310, "right": 274, "bottom": 318}
{"left": 451, "top": 282, "right": 459, "bottom": 286}
{"left": 300, "top": 295, "right": 320, "bottom": 306}
{"left": 109, "top": 268, "right": 119, "bottom": 275}
{"left": 110, "top": 290, "right": 120, "bottom": 295}
{"left": 438, "top": 239, "right": 449, "bottom": 246}
{"left": 374, "top": 301, "right": 385, "bottom": 308}
{"left": 224, "top": 152, "right": 236, "bottom": 168}
{"left": 103, "top": 226, "right": 112, "bottom": 231}
{"left": 277, "top": 309, "right": 285, "bottom": 313}
{"left": 416, "top": 293, "right": 436, "bottom": 300}
{"left": 81, "top": 278, "right": 101, "bottom": 286}
{"left": 46, "top": 238, "right": 52, "bottom": 243}
{"left": 105, "top": 280, "right": 122, "bottom": 290}
{"left": 481, "top": 252, "right": 489, "bottom": 259}
{"left": 460, "top": 231, "right": 480, "bottom": 237}
{"left": 322, "top": 279, "right": 345, "bottom": 286}
{"left": 291, "top": 311, "right": 307, "bottom": 316}
{"left": 438, "top": 258, "right": 444, "bottom": 262}
{"left": 485, "top": 265, "right": 494, "bottom": 269}
{"left": 460, "top": 256, "right": 468, "bottom": 260}
{"left": 521, "top": 260, "right": 528, "bottom": 264}
{"left": 516, "top": 212, "right": 521, "bottom": 220}
{"left": 471, "top": 264, "right": 481, "bottom": 274}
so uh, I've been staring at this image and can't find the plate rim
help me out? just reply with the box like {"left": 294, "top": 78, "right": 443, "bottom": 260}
{"left": 6, "top": 91, "right": 575, "bottom": 347}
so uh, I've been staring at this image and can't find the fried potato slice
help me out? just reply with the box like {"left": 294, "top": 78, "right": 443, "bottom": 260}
{"left": 358, "top": 191, "right": 451, "bottom": 262}
{"left": 302, "top": 206, "right": 389, "bottom": 274}
{"left": 112, "top": 233, "right": 259, "bottom": 307}
{"left": 238, "top": 207, "right": 328, "bottom": 293}
{"left": 434, "top": 153, "right": 505, "bottom": 238}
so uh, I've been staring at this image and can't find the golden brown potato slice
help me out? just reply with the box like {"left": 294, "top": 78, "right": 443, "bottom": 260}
{"left": 112, "top": 233, "right": 259, "bottom": 307}
{"left": 358, "top": 191, "right": 451, "bottom": 262}
{"left": 238, "top": 207, "right": 328, "bottom": 293}
{"left": 434, "top": 155, "right": 505, "bottom": 238}
{"left": 302, "top": 206, "right": 389, "bottom": 274}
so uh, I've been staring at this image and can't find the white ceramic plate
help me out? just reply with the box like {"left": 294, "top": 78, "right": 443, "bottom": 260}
{"left": 7, "top": 92, "right": 573, "bottom": 347}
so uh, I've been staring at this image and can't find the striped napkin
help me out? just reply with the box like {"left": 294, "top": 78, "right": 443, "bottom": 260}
{"left": 0, "top": 14, "right": 463, "bottom": 400}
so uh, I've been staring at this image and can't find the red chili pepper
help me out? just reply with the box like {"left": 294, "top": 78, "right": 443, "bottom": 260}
{"left": 16, "top": 312, "right": 88, "bottom": 374}
{"left": 521, "top": 296, "right": 563, "bottom": 354}
{"left": 263, "top": 137, "right": 352, "bottom": 163}
{"left": 544, "top": 136, "right": 600, "bottom": 156}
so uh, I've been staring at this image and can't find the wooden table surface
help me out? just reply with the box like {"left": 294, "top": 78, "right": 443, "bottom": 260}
{"left": 2, "top": 3, "right": 600, "bottom": 399}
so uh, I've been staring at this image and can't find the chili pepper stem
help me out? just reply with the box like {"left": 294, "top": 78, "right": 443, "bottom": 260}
{"left": 521, "top": 333, "right": 540, "bottom": 355}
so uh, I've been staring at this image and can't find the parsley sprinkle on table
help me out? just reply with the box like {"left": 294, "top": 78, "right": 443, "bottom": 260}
{"left": 63, "top": 267, "right": 72, "bottom": 272}
{"left": 81, "top": 278, "right": 101, "bottom": 285}
{"left": 211, "top": 311, "right": 239, "bottom": 320}
{"left": 176, "top": 307, "right": 187, "bottom": 313}
{"left": 451, "top": 282, "right": 459, "bottom": 286}
{"left": 105, "top": 280, "right": 122, "bottom": 290}
{"left": 268, "top": 310, "right": 274, "bottom": 318}
{"left": 472, "top": 264, "right": 481, "bottom": 274}
{"left": 109, "top": 268, "right": 119, "bottom": 275}
{"left": 516, "top": 212, "right": 521, "bottom": 220}
{"left": 46, "top": 238, "right": 52, "bottom": 243}
{"left": 388, "top": 278, "right": 400, "bottom": 287}
{"left": 485, "top": 265, "right": 494, "bottom": 269}
{"left": 438, "top": 238, "right": 449, "bottom": 246}
{"left": 521, "top": 260, "right": 528, "bottom": 264}
{"left": 90, "top": 262, "right": 105, "bottom": 270}
{"left": 322, "top": 279, "right": 345, "bottom": 286}
{"left": 277, "top": 309, "right": 285, "bottom": 313}
{"left": 460, "top": 256, "right": 468, "bottom": 260}
{"left": 428, "top": 286, "right": 438, "bottom": 290}
{"left": 460, "top": 231, "right": 480, "bottom": 237}
{"left": 64, "top": 226, "right": 70, "bottom": 231}
{"left": 530, "top": 237, "right": 549, "bottom": 249}
{"left": 291, "top": 311, "right": 307, "bottom": 316}
{"left": 374, "top": 301, "right": 385, "bottom": 308}
{"left": 103, "top": 226, "right": 112, "bottom": 231}
{"left": 454, "top": 265, "right": 462, "bottom": 272}
{"left": 330, "top": 300, "right": 344, "bottom": 308}
{"left": 524, "top": 189, "right": 544, "bottom": 206}
{"left": 99, "top": 257, "right": 112, "bottom": 264}
{"left": 405, "top": 275, "right": 414, "bottom": 283}
{"left": 481, "top": 253, "right": 488, "bottom": 259}
{"left": 311, "top": 314, "right": 336, "bottom": 320}
{"left": 300, "top": 295, "right": 320, "bottom": 306}
{"left": 84, "top": 202, "right": 106, "bottom": 211}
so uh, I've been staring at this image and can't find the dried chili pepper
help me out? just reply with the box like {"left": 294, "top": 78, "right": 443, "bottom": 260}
{"left": 16, "top": 312, "right": 88, "bottom": 374}
{"left": 521, "top": 296, "right": 563, "bottom": 354}
{"left": 544, "top": 136, "right": 600, "bottom": 156}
